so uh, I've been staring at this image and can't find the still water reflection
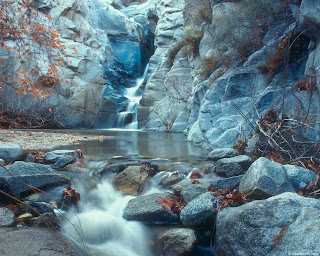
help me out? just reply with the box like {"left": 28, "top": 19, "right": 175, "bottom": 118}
{"left": 54, "top": 129, "right": 208, "bottom": 161}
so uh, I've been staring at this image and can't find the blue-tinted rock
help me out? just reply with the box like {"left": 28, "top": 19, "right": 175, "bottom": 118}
{"left": 216, "top": 155, "right": 252, "bottom": 177}
{"left": 0, "top": 207, "right": 15, "bottom": 227}
{"left": 207, "top": 148, "right": 239, "bottom": 160}
{"left": 180, "top": 192, "right": 219, "bottom": 226}
{"left": 123, "top": 192, "right": 179, "bottom": 224}
{"left": 284, "top": 165, "right": 317, "bottom": 190}
{"left": 215, "top": 192, "right": 320, "bottom": 256}
{"left": 0, "top": 162, "right": 69, "bottom": 202}
{"left": 239, "top": 157, "right": 295, "bottom": 199}
{"left": 0, "top": 143, "right": 23, "bottom": 163}
{"left": 44, "top": 150, "right": 80, "bottom": 165}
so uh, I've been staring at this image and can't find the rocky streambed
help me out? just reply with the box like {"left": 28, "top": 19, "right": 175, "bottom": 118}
{"left": 0, "top": 141, "right": 319, "bottom": 256}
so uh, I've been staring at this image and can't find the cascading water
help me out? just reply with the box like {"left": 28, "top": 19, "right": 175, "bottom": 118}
{"left": 60, "top": 174, "right": 154, "bottom": 256}
{"left": 115, "top": 65, "right": 149, "bottom": 129}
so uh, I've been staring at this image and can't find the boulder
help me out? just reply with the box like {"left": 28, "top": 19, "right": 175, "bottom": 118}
{"left": 0, "top": 143, "right": 23, "bottom": 163}
{"left": 113, "top": 166, "right": 150, "bottom": 195}
{"left": 123, "top": 192, "right": 179, "bottom": 224}
{"left": 160, "top": 171, "right": 185, "bottom": 187}
{"left": 207, "top": 148, "right": 239, "bottom": 161}
{"left": 216, "top": 155, "right": 252, "bottom": 178}
{"left": 0, "top": 161, "right": 69, "bottom": 202}
{"left": 239, "top": 157, "right": 295, "bottom": 199}
{"left": 215, "top": 192, "right": 320, "bottom": 256}
{"left": 44, "top": 150, "right": 80, "bottom": 165}
{"left": 0, "top": 227, "right": 81, "bottom": 256}
{"left": 159, "top": 228, "right": 197, "bottom": 256}
{"left": 179, "top": 175, "right": 243, "bottom": 203}
{"left": 284, "top": 165, "right": 317, "bottom": 191}
{"left": 0, "top": 207, "right": 15, "bottom": 227}
{"left": 24, "top": 154, "right": 36, "bottom": 163}
{"left": 180, "top": 192, "right": 219, "bottom": 226}
{"left": 52, "top": 155, "right": 76, "bottom": 169}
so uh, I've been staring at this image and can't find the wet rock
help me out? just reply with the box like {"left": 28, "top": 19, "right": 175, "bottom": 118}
{"left": 199, "top": 162, "right": 216, "bottom": 174}
{"left": 32, "top": 212, "right": 59, "bottom": 228}
{"left": 100, "top": 161, "right": 141, "bottom": 174}
{"left": 159, "top": 228, "right": 197, "bottom": 256}
{"left": 44, "top": 150, "right": 80, "bottom": 165}
{"left": 215, "top": 192, "right": 320, "bottom": 256}
{"left": 0, "top": 207, "right": 15, "bottom": 227}
{"left": 0, "top": 227, "right": 81, "bottom": 255}
{"left": 180, "top": 192, "right": 219, "bottom": 226}
{"left": 167, "top": 162, "right": 194, "bottom": 175}
{"left": 123, "top": 192, "right": 179, "bottom": 224}
{"left": 0, "top": 143, "right": 23, "bottom": 163}
{"left": 52, "top": 155, "right": 76, "bottom": 169}
{"left": 207, "top": 148, "right": 239, "bottom": 161}
{"left": 24, "top": 154, "right": 36, "bottom": 163}
{"left": 216, "top": 155, "right": 252, "bottom": 177}
{"left": 179, "top": 175, "right": 243, "bottom": 202}
{"left": 113, "top": 166, "right": 150, "bottom": 195}
{"left": 180, "top": 183, "right": 210, "bottom": 203}
{"left": 16, "top": 213, "right": 33, "bottom": 224}
{"left": 0, "top": 162, "right": 69, "bottom": 202}
{"left": 160, "top": 171, "right": 185, "bottom": 187}
{"left": 18, "top": 201, "right": 55, "bottom": 216}
{"left": 284, "top": 164, "right": 317, "bottom": 191}
{"left": 239, "top": 157, "right": 295, "bottom": 199}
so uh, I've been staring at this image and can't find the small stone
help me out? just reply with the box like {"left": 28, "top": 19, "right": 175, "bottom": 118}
{"left": 207, "top": 148, "right": 239, "bottom": 161}
{"left": 16, "top": 213, "right": 33, "bottom": 223}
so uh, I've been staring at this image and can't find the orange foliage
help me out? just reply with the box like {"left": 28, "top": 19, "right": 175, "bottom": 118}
{"left": 0, "top": 0, "right": 64, "bottom": 98}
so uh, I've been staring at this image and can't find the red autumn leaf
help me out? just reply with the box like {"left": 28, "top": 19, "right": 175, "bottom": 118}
{"left": 156, "top": 198, "right": 186, "bottom": 214}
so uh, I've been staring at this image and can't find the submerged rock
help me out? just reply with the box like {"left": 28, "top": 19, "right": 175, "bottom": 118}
{"left": 159, "top": 228, "right": 197, "bottom": 256}
{"left": 215, "top": 192, "right": 320, "bottom": 256}
{"left": 123, "top": 192, "right": 179, "bottom": 224}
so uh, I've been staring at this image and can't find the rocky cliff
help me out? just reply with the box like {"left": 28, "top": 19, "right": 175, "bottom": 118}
{"left": 0, "top": 0, "right": 319, "bottom": 150}
{"left": 139, "top": 0, "right": 320, "bottom": 150}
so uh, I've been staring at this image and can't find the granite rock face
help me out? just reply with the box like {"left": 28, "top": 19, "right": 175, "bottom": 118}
{"left": 215, "top": 192, "right": 320, "bottom": 256}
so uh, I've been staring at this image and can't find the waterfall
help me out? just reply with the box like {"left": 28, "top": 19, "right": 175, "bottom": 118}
{"left": 60, "top": 176, "right": 153, "bottom": 256}
{"left": 115, "top": 64, "right": 149, "bottom": 130}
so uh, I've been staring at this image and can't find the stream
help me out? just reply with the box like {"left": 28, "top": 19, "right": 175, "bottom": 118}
{"left": 53, "top": 130, "right": 209, "bottom": 256}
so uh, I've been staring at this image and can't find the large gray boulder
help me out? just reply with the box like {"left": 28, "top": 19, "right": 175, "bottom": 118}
{"left": 123, "top": 192, "right": 179, "bottom": 224}
{"left": 159, "top": 228, "right": 197, "bottom": 256}
{"left": 239, "top": 157, "right": 295, "bottom": 199}
{"left": 0, "top": 161, "right": 69, "bottom": 203}
{"left": 215, "top": 192, "right": 320, "bottom": 256}
{"left": 0, "top": 143, "right": 23, "bottom": 163}
{"left": 180, "top": 192, "right": 219, "bottom": 226}
{"left": 113, "top": 166, "right": 150, "bottom": 195}
{"left": 0, "top": 227, "right": 81, "bottom": 255}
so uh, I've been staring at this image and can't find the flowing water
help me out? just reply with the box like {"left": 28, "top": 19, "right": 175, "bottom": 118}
{"left": 116, "top": 65, "right": 149, "bottom": 129}
{"left": 55, "top": 130, "right": 208, "bottom": 256}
